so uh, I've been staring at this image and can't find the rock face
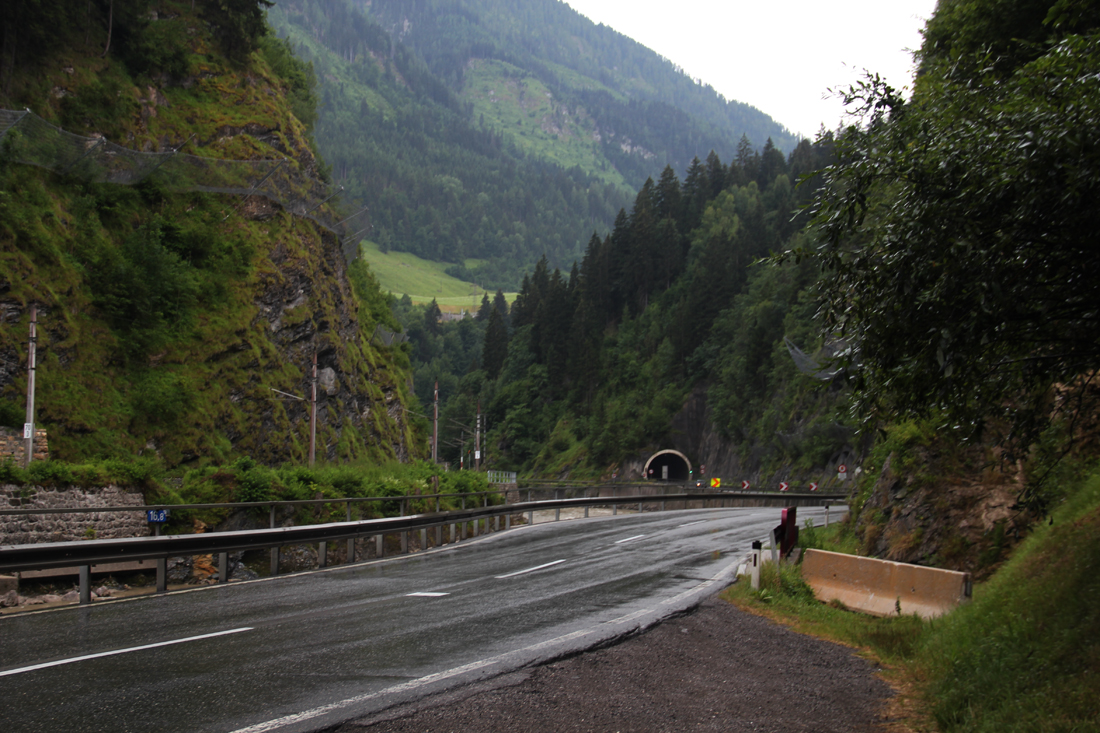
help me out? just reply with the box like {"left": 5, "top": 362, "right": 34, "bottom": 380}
{"left": 0, "top": 24, "right": 419, "bottom": 467}
{"left": 0, "top": 428, "right": 49, "bottom": 464}
{"left": 0, "top": 484, "right": 148, "bottom": 545}
{"left": 625, "top": 386, "right": 864, "bottom": 489}
{"left": 855, "top": 450, "right": 1024, "bottom": 578}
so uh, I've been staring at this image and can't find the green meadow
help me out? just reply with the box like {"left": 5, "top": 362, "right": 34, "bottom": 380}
{"left": 359, "top": 240, "right": 515, "bottom": 311}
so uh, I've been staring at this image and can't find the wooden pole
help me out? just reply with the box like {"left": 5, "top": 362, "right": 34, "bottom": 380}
{"left": 23, "top": 304, "right": 37, "bottom": 468}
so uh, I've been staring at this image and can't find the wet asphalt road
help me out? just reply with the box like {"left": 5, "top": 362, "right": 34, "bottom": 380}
{"left": 0, "top": 506, "right": 841, "bottom": 733}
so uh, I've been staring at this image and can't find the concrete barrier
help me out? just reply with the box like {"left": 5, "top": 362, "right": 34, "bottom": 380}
{"left": 801, "top": 549, "right": 971, "bottom": 619}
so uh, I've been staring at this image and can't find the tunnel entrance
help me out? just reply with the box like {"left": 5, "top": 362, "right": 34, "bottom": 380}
{"left": 643, "top": 450, "right": 692, "bottom": 481}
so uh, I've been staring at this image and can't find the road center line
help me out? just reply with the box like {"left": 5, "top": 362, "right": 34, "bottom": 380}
{"left": 406, "top": 592, "right": 449, "bottom": 597}
{"left": 0, "top": 627, "right": 253, "bottom": 678}
{"left": 678, "top": 520, "right": 706, "bottom": 528}
{"left": 615, "top": 534, "right": 646, "bottom": 544}
{"left": 494, "top": 559, "right": 566, "bottom": 578}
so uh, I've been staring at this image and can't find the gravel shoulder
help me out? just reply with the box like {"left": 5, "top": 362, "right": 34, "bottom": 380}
{"left": 331, "top": 594, "right": 895, "bottom": 733}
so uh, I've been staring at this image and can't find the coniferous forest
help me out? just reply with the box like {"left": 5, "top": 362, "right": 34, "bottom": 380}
{"left": 267, "top": 0, "right": 797, "bottom": 288}
{"left": 396, "top": 135, "right": 839, "bottom": 476}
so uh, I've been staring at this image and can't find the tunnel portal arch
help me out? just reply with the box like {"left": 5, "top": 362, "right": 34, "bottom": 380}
{"left": 643, "top": 450, "right": 692, "bottom": 481}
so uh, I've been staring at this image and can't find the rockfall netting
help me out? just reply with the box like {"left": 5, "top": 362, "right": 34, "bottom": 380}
{"left": 0, "top": 109, "right": 367, "bottom": 260}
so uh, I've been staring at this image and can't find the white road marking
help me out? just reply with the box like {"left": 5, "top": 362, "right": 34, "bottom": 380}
{"left": 230, "top": 557, "right": 746, "bottom": 733}
{"left": 614, "top": 534, "right": 646, "bottom": 544}
{"left": 0, "top": 627, "right": 253, "bottom": 678}
{"left": 608, "top": 609, "right": 648, "bottom": 624}
{"left": 406, "top": 592, "right": 449, "bottom": 597}
{"left": 228, "top": 628, "right": 595, "bottom": 733}
{"left": 678, "top": 520, "right": 707, "bottom": 528}
{"left": 494, "top": 559, "right": 566, "bottom": 578}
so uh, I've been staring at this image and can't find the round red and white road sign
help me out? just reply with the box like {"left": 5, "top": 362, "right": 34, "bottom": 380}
{"left": 838, "top": 464, "right": 847, "bottom": 474}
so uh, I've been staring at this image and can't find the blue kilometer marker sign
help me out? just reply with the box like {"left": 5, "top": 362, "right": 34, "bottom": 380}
{"left": 146, "top": 509, "right": 170, "bottom": 523}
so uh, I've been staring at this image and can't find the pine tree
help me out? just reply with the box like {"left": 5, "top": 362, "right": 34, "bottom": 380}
{"left": 482, "top": 306, "right": 509, "bottom": 379}
{"left": 477, "top": 293, "right": 491, "bottom": 321}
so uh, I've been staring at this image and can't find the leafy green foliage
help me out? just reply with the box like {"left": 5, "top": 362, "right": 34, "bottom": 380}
{"left": 800, "top": 2, "right": 1100, "bottom": 507}
{"left": 919, "top": 468, "right": 1100, "bottom": 731}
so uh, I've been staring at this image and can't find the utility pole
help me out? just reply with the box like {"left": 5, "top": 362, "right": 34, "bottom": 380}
{"left": 23, "top": 304, "right": 37, "bottom": 468}
{"left": 475, "top": 400, "right": 481, "bottom": 470}
{"left": 309, "top": 351, "right": 317, "bottom": 467}
{"left": 432, "top": 380, "right": 438, "bottom": 464}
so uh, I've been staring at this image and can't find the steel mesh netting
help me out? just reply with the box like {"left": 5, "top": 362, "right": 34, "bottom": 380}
{"left": 0, "top": 109, "right": 368, "bottom": 255}
{"left": 784, "top": 336, "right": 847, "bottom": 380}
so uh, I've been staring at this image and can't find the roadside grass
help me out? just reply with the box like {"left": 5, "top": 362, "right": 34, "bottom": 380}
{"left": 722, "top": 467, "right": 1100, "bottom": 733}
{"left": 358, "top": 239, "right": 516, "bottom": 311}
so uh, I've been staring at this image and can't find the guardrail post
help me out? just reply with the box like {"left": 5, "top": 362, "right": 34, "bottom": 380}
{"left": 436, "top": 496, "right": 440, "bottom": 512}
{"left": 494, "top": 515, "right": 499, "bottom": 531}
{"left": 401, "top": 531, "right": 408, "bottom": 554}
{"left": 613, "top": 503, "right": 618, "bottom": 516}
{"left": 420, "top": 529, "right": 427, "bottom": 551}
{"left": 435, "top": 526, "right": 442, "bottom": 546}
{"left": 555, "top": 507, "right": 560, "bottom": 521}
{"left": 825, "top": 505, "right": 831, "bottom": 527}
{"left": 347, "top": 503, "right": 355, "bottom": 563}
{"left": 156, "top": 558, "right": 167, "bottom": 593}
{"left": 527, "top": 489, "right": 532, "bottom": 503}
{"left": 661, "top": 500, "right": 666, "bottom": 512}
{"left": 638, "top": 500, "right": 643, "bottom": 513}
{"left": 505, "top": 514, "right": 511, "bottom": 530}
{"left": 79, "top": 565, "right": 91, "bottom": 605}
{"left": 472, "top": 519, "right": 479, "bottom": 537}
{"left": 219, "top": 552, "right": 230, "bottom": 582}
{"left": 270, "top": 504, "right": 278, "bottom": 576}
{"left": 318, "top": 543, "right": 327, "bottom": 568}
{"left": 527, "top": 508, "right": 533, "bottom": 525}
{"left": 376, "top": 534, "right": 384, "bottom": 558}
{"left": 450, "top": 523, "right": 456, "bottom": 543}
{"left": 461, "top": 521, "right": 468, "bottom": 540}
{"left": 584, "top": 506, "right": 589, "bottom": 518}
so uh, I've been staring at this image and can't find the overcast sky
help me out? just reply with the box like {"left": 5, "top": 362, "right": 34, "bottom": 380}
{"left": 563, "top": 0, "right": 938, "bottom": 140}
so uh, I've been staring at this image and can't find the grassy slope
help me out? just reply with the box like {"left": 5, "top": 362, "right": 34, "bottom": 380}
{"left": 724, "top": 467, "right": 1100, "bottom": 732}
{"left": 359, "top": 240, "right": 515, "bottom": 311}
{"left": 0, "top": 2, "right": 417, "bottom": 466}
{"left": 462, "top": 59, "right": 630, "bottom": 191}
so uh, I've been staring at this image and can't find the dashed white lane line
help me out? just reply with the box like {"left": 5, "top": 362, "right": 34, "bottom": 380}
{"left": 678, "top": 520, "right": 707, "bottom": 528}
{"left": 614, "top": 534, "right": 646, "bottom": 544}
{"left": 0, "top": 627, "right": 253, "bottom": 678}
{"left": 406, "top": 592, "right": 450, "bottom": 597}
{"left": 494, "top": 559, "right": 566, "bottom": 579}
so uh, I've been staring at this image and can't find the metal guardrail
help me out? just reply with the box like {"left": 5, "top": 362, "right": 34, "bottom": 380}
{"left": 0, "top": 490, "right": 846, "bottom": 606}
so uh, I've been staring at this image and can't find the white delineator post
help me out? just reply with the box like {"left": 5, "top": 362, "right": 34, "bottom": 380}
{"left": 750, "top": 540, "right": 762, "bottom": 590}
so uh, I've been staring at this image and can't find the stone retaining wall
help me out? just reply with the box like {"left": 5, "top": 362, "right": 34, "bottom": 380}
{"left": 0, "top": 485, "right": 149, "bottom": 545}
{"left": 0, "top": 427, "right": 49, "bottom": 464}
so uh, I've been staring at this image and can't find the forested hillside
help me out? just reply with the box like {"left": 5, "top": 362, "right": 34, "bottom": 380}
{"left": 0, "top": 0, "right": 417, "bottom": 466}
{"left": 268, "top": 0, "right": 797, "bottom": 288}
{"left": 398, "top": 135, "right": 842, "bottom": 478}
